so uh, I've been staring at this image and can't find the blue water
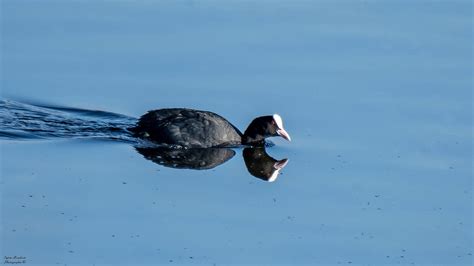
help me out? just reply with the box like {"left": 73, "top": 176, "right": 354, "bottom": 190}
{"left": 1, "top": 1, "right": 472, "bottom": 265}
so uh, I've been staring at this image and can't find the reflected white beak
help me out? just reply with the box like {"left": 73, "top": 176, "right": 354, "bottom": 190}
{"left": 268, "top": 159, "right": 289, "bottom": 182}
{"left": 274, "top": 158, "right": 289, "bottom": 170}
{"left": 277, "top": 128, "right": 291, "bottom": 141}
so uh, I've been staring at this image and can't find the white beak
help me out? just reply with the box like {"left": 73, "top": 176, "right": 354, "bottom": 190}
{"left": 277, "top": 128, "right": 291, "bottom": 141}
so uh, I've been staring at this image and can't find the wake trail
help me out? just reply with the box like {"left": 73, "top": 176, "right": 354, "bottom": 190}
{"left": 0, "top": 99, "right": 138, "bottom": 143}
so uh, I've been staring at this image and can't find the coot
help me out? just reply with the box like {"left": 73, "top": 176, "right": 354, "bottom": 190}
{"left": 129, "top": 108, "right": 291, "bottom": 148}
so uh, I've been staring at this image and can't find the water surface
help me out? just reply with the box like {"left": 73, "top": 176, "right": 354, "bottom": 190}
{"left": 1, "top": 1, "right": 472, "bottom": 265}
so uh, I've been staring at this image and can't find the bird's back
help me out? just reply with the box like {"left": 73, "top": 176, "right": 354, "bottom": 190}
{"left": 131, "top": 108, "right": 242, "bottom": 148}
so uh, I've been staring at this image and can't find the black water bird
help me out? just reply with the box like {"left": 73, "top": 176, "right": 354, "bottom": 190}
{"left": 130, "top": 108, "right": 291, "bottom": 148}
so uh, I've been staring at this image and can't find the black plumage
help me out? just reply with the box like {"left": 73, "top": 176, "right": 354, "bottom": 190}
{"left": 129, "top": 108, "right": 291, "bottom": 148}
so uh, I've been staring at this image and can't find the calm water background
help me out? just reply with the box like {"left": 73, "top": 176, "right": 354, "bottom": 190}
{"left": 1, "top": 1, "right": 472, "bottom": 265}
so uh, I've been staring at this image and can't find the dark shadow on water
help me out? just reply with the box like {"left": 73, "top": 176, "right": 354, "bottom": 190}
{"left": 135, "top": 146, "right": 289, "bottom": 182}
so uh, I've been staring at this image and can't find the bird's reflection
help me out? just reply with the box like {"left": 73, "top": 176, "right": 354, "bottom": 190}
{"left": 135, "top": 147, "right": 236, "bottom": 170}
{"left": 242, "top": 147, "right": 289, "bottom": 182}
{"left": 135, "top": 146, "right": 289, "bottom": 182}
